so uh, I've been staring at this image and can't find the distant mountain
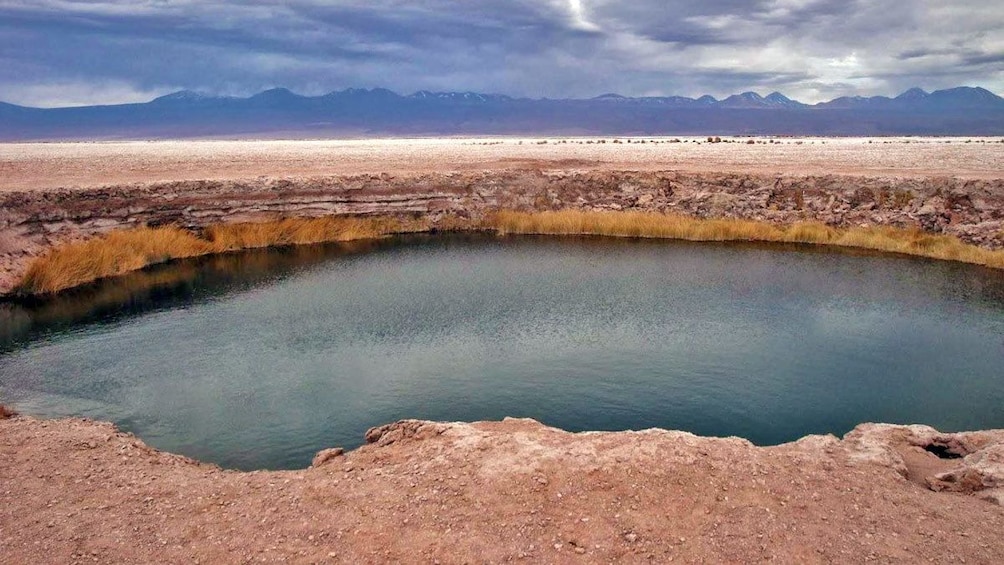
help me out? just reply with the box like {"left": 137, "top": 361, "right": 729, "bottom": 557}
{"left": 926, "top": 87, "right": 1004, "bottom": 109}
{"left": 716, "top": 91, "right": 802, "bottom": 109}
{"left": 763, "top": 92, "right": 807, "bottom": 109}
{"left": 151, "top": 90, "right": 222, "bottom": 104}
{"left": 248, "top": 87, "right": 303, "bottom": 103}
{"left": 1, "top": 86, "right": 1002, "bottom": 140}
{"left": 895, "top": 87, "right": 930, "bottom": 102}
{"left": 813, "top": 95, "right": 893, "bottom": 109}
{"left": 814, "top": 86, "right": 1004, "bottom": 112}
{"left": 0, "top": 101, "right": 32, "bottom": 113}
{"left": 718, "top": 92, "right": 770, "bottom": 108}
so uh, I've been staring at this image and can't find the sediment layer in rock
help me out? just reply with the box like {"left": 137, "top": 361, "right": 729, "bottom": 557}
{"left": 1, "top": 415, "right": 1002, "bottom": 563}
{"left": 3, "top": 170, "right": 1003, "bottom": 295}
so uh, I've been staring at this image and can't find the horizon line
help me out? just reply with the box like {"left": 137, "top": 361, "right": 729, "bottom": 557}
{"left": 3, "top": 84, "right": 1002, "bottom": 110}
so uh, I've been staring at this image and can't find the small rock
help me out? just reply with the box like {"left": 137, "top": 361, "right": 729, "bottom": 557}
{"left": 624, "top": 533, "right": 638, "bottom": 543}
{"left": 311, "top": 448, "right": 345, "bottom": 467}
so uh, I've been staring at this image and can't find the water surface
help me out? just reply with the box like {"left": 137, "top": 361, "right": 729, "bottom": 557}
{"left": 2, "top": 235, "right": 1003, "bottom": 470}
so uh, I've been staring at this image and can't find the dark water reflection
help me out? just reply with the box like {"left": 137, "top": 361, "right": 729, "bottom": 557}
{"left": 1, "top": 235, "right": 1003, "bottom": 470}
{"left": 0, "top": 239, "right": 396, "bottom": 351}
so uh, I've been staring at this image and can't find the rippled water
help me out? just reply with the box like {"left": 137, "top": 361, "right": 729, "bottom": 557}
{"left": 2, "top": 235, "right": 1004, "bottom": 470}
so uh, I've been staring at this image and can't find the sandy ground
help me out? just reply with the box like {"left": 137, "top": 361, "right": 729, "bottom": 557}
{"left": 3, "top": 137, "right": 1004, "bottom": 563}
{"left": 2, "top": 414, "right": 1003, "bottom": 564}
{"left": 2, "top": 137, "right": 1003, "bottom": 191}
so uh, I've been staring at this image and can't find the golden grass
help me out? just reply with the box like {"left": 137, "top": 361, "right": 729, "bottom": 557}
{"left": 18, "top": 227, "right": 210, "bottom": 295}
{"left": 488, "top": 210, "right": 1004, "bottom": 270}
{"left": 17, "top": 210, "right": 1004, "bottom": 295}
{"left": 17, "top": 216, "right": 422, "bottom": 295}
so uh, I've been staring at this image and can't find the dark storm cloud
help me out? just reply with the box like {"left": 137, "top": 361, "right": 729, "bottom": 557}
{"left": 598, "top": 0, "right": 853, "bottom": 46}
{"left": 0, "top": 0, "right": 1000, "bottom": 106}
{"left": 898, "top": 48, "right": 960, "bottom": 61}
{"left": 898, "top": 46, "right": 1004, "bottom": 68}
{"left": 961, "top": 51, "right": 1004, "bottom": 67}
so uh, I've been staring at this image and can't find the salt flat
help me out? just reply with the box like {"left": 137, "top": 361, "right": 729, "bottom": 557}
{"left": 1, "top": 136, "right": 1001, "bottom": 191}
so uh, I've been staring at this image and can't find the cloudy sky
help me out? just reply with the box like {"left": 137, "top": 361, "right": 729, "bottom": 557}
{"left": 1, "top": 0, "right": 1001, "bottom": 107}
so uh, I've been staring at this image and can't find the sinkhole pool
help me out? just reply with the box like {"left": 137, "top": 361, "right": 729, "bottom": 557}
{"left": 2, "top": 234, "right": 1003, "bottom": 470}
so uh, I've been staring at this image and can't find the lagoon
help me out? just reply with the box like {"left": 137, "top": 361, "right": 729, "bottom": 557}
{"left": 2, "top": 234, "right": 1003, "bottom": 470}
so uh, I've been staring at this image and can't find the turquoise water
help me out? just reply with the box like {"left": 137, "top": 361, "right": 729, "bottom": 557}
{"left": 2, "top": 235, "right": 1003, "bottom": 470}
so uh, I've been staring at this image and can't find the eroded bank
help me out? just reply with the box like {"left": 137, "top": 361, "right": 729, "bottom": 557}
{"left": 3, "top": 169, "right": 1004, "bottom": 294}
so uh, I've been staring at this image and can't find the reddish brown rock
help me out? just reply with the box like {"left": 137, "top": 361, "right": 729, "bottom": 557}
{"left": 311, "top": 447, "right": 345, "bottom": 467}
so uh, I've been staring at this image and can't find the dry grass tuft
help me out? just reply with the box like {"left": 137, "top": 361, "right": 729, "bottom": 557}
{"left": 204, "top": 216, "right": 416, "bottom": 252}
{"left": 17, "top": 216, "right": 416, "bottom": 295}
{"left": 18, "top": 227, "right": 212, "bottom": 295}
{"left": 489, "top": 209, "right": 784, "bottom": 241}
{"left": 18, "top": 210, "right": 1004, "bottom": 295}
{"left": 488, "top": 210, "right": 1004, "bottom": 269}
{"left": 0, "top": 404, "right": 17, "bottom": 420}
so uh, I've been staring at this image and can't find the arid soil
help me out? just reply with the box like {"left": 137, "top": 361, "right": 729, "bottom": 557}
{"left": 2, "top": 138, "right": 1003, "bottom": 192}
{"left": 2, "top": 138, "right": 1004, "bottom": 294}
{"left": 1, "top": 414, "right": 1003, "bottom": 564}
{"left": 3, "top": 139, "right": 1004, "bottom": 563}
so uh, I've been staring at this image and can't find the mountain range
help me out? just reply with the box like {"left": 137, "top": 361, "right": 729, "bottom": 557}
{"left": 1, "top": 86, "right": 1002, "bottom": 140}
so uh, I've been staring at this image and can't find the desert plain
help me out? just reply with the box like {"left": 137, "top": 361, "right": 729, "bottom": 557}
{"left": 1, "top": 137, "right": 1003, "bottom": 192}
{"left": 2, "top": 136, "right": 1004, "bottom": 564}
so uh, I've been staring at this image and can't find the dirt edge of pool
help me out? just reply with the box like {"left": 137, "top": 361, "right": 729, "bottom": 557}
{"left": 1, "top": 412, "right": 1002, "bottom": 562}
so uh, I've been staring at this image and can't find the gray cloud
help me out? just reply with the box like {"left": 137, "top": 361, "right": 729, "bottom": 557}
{"left": 0, "top": 0, "right": 1000, "bottom": 106}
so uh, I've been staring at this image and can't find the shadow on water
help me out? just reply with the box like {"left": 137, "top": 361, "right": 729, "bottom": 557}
{"left": 0, "top": 238, "right": 404, "bottom": 352}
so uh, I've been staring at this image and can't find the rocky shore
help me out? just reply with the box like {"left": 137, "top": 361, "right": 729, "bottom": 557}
{"left": 3, "top": 169, "right": 1004, "bottom": 295}
{"left": 1, "top": 414, "right": 1002, "bottom": 563}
